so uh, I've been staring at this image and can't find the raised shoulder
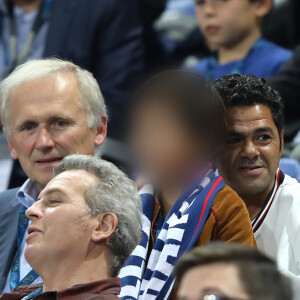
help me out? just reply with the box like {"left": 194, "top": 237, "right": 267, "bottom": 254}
{"left": 212, "top": 184, "right": 245, "bottom": 211}
{"left": 211, "top": 184, "right": 257, "bottom": 247}
{"left": 0, "top": 188, "right": 21, "bottom": 292}
{"left": 0, "top": 188, "right": 20, "bottom": 214}
{"left": 282, "top": 174, "right": 300, "bottom": 191}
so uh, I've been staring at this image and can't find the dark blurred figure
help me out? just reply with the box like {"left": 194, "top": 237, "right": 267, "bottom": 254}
{"left": 269, "top": 46, "right": 300, "bottom": 143}
{"left": 138, "top": 0, "right": 167, "bottom": 75}
{"left": 0, "top": 0, "right": 144, "bottom": 187}
{"left": 175, "top": 243, "right": 293, "bottom": 300}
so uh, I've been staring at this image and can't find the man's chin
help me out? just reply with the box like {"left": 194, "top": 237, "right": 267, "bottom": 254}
{"left": 33, "top": 173, "right": 57, "bottom": 190}
{"left": 24, "top": 246, "right": 39, "bottom": 267}
{"left": 235, "top": 179, "right": 269, "bottom": 196}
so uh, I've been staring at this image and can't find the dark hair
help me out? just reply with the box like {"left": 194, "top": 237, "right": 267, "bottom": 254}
{"left": 212, "top": 74, "right": 284, "bottom": 147}
{"left": 174, "top": 243, "right": 292, "bottom": 300}
{"left": 131, "top": 70, "right": 225, "bottom": 155}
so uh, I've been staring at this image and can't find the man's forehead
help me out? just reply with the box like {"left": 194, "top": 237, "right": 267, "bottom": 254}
{"left": 13, "top": 71, "right": 78, "bottom": 93}
{"left": 9, "top": 75, "right": 85, "bottom": 124}
{"left": 41, "top": 170, "right": 98, "bottom": 197}
{"left": 10, "top": 73, "right": 81, "bottom": 108}
{"left": 226, "top": 105, "right": 275, "bottom": 129}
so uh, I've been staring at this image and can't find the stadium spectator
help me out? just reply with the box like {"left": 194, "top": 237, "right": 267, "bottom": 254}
{"left": 0, "top": 0, "right": 144, "bottom": 188}
{"left": 119, "top": 70, "right": 256, "bottom": 300}
{"left": 191, "top": 0, "right": 292, "bottom": 80}
{"left": 213, "top": 74, "right": 300, "bottom": 279}
{"left": 0, "top": 0, "right": 143, "bottom": 139}
{"left": 175, "top": 243, "right": 293, "bottom": 300}
{"left": 0, "top": 59, "right": 107, "bottom": 293}
{"left": 1, "top": 154, "right": 142, "bottom": 300}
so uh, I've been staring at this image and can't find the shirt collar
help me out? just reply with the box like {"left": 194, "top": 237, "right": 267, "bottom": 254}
{"left": 14, "top": 4, "right": 38, "bottom": 20}
{"left": 17, "top": 179, "right": 39, "bottom": 208}
{"left": 14, "top": 278, "right": 121, "bottom": 299}
{"left": 0, "top": 0, "right": 39, "bottom": 17}
{"left": 21, "top": 286, "right": 43, "bottom": 300}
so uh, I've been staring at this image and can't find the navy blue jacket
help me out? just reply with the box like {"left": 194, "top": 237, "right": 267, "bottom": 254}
{"left": 1, "top": 0, "right": 144, "bottom": 189}
{"left": 44, "top": 0, "right": 144, "bottom": 138}
{"left": 0, "top": 188, "right": 21, "bottom": 294}
{"left": 0, "top": 0, "right": 144, "bottom": 138}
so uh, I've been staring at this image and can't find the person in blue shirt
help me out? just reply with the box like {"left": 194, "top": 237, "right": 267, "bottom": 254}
{"left": 0, "top": 58, "right": 108, "bottom": 294}
{"left": 191, "top": 0, "right": 292, "bottom": 80}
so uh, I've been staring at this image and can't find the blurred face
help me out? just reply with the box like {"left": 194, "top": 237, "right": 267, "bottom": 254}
{"left": 25, "top": 170, "right": 99, "bottom": 271}
{"left": 7, "top": 73, "right": 106, "bottom": 190}
{"left": 131, "top": 102, "right": 205, "bottom": 187}
{"left": 178, "top": 263, "right": 249, "bottom": 300}
{"left": 195, "top": 0, "right": 268, "bottom": 49}
{"left": 217, "top": 105, "right": 283, "bottom": 199}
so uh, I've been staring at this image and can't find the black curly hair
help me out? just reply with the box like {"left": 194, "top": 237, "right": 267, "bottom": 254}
{"left": 212, "top": 74, "right": 284, "bottom": 147}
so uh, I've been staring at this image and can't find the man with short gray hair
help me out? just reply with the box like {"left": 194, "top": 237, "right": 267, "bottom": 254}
{"left": 1, "top": 154, "right": 142, "bottom": 300}
{"left": 0, "top": 59, "right": 108, "bottom": 293}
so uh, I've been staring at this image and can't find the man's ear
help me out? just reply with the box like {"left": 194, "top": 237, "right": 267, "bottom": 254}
{"left": 91, "top": 212, "right": 118, "bottom": 243}
{"left": 253, "top": 0, "right": 272, "bottom": 19}
{"left": 94, "top": 116, "right": 107, "bottom": 147}
{"left": 280, "top": 129, "right": 284, "bottom": 155}
{"left": 8, "top": 139, "right": 18, "bottom": 159}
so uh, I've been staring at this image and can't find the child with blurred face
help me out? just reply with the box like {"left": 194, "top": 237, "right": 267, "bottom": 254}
{"left": 122, "top": 70, "right": 256, "bottom": 300}
{"left": 131, "top": 71, "right": 224, "bottom": 199}
{"left": 192, "top": 0, "right": 292, "bottom": 80}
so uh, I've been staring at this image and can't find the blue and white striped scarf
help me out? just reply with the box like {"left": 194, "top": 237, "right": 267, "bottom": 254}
{"left": 119, "top": 168, "right": 225, "bottom": 300}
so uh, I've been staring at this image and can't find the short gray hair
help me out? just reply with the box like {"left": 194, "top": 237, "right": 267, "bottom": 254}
{"left": 0, "top": 58, "right": 107, "bottom": 136}
{"left": 54, "top": 154, "right": 142, "bottom": 277}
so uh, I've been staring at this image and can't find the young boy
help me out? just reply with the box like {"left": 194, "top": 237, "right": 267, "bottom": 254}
{"left": 119, "top": 70, "right": 256, "bottom": 300}
{"left": 191, "top": 0, "right": 292, "bottom": 80}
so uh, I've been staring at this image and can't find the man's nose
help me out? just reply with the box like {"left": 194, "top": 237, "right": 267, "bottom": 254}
{"left": 26, "top": 201, "right": 43, "bottom": 221}
{"left": 35, "top": 127, "right": 55, "bottom": 150}
{"left": 241, "top": 140, "right": 260, "bottom": 160}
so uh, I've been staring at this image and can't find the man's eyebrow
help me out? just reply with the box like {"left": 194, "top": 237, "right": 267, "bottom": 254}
{"left": 226, "top": 126, "right": 275, "bottom": 137}
{"left": 15, "top": 115, "right": 73, "bottom": 129}
{"left": 15, "top": 119, "right": 37, "bottom": 130}
{"left": 38, "top": 188, "right": 65, "bottom": 201}
{"left": 254, "top": 126, "right": 274, "bottom": 134}
{"left": 226, "top": 130, "right": 244, "bottom": 137}
{"left": 48, "top": 115, "right": 73, "bottom": 121}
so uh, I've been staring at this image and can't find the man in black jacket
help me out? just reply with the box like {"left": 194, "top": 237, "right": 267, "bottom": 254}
{"left": 0, "top": 0, "right": 143, "bottom": 138}
{"left": 0, "top": 0, "right": 144, "bottom": 187}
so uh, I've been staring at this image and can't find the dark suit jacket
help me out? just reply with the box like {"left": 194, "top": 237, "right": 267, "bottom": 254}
{"left": 0, "top": 188, "right": 21, "bottom": 294}
{"left": 43, "top": 0, "right": 144, "bottom": 139}
{"left": 0, "top": 0, "right": 144, "bottom": 139}
{"left": 3, "top": 0, "right": 144, "bottom": 189}
{"left": 269, "top": 46, "right": 300, "bottom": 142}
